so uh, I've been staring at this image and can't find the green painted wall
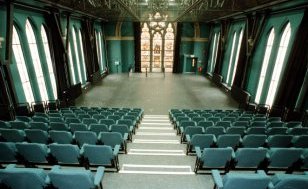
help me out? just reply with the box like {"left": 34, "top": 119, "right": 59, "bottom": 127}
{"left": 105, "top": 22, "right": 134, "bottom": 74}
{"left": 180, "top": 22, "right": 209, "bottom": 73}
{"left": 246, "top": 10, "right": 304, "bottom": 103}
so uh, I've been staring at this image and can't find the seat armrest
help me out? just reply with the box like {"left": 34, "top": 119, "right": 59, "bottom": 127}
{"left": 186, "top": 135, "right": 191, "bottom": 142}
{"left": 196, "top": 147, "right": 202, "bottom": 158}
{"left": 211, "top": 169, "right": 223, "bottom": 189}
{"left": 51, "top": 165, "right": 61, "bottom": 171}
{"left": 123, "top": 133, "right": 129, "bottom": 141}
{"left": 113, "top": 145, "right": 120, "bottom": 156}
{"left": 268, "top": 182, "right": 274, "bottom": 189}
{"left": 257, "top": 170, "right": 267, "bottom": 176}
{"left": 180, "top": 127, "right": 184, "bottom": 133}
{"left": 231, "top": 151, "right": 235, "bottom": 159}
{"left": 5, "top": 164, "right": 17, "bottom": 169}
{"left": 129, "top": 126, "right": 134, "bottom": 132}
{"left": 94, "top": 166, "right": 105, "bottom": 186}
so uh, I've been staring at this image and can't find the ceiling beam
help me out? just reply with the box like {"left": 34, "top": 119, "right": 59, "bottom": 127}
{"left": 174, "top": 0, "right": 205, "bottom": 22}
{"left": 114, "top": 0, "right": 140, "bottom": 21}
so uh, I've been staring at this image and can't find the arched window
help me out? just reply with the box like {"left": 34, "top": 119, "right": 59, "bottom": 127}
{"left": 72, "top": 27, "right": 82, "bottom": 83}
{"left": 12, "top": 25, "right": 34, "bottom": 103}
{"left": 25, "top": 19, "right": 48, "bottom": 101}
{"left": 226, "top": 32, "right": 237, "bottom": 84}
{"left": 255, "top": 28, "right": 275, "bottom": 103}
{"left": 230, "top": 29, "right": 244, "bottom": 85}
{"left": 68, "top": 42, "right": 76, "bottom": 84}
{"left": 78, "top": 29, "right": 87, "bottom": 82}
{"left": 95, "top": 31, "right": 104, "bottom": 72}
{"left": 209, "top": 33, "right": 217, "bottom": 73}
{"left": 41, "top": 26, "right": 57, "bottom": 99}
{"left": 265, "top": 23, "right": 291, "bottom": 106}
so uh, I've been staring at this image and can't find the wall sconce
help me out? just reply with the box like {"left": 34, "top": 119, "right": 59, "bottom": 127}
{"left": 248, "top": 38, "right": 254, "bottom": 46}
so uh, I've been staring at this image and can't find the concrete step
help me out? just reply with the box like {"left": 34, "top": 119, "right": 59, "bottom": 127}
{"left": 119, "top": 164, "right": 194, "bottom": 175}
{"left": 127, "top": 143, "right": 186, "bottom": 151}
{"left": 133, "top": 135, "right": 179, "bottom": 141}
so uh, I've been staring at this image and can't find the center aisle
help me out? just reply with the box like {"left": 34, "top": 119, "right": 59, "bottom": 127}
{"left": 103, "top": 114, "right": 213, "bottom": 189}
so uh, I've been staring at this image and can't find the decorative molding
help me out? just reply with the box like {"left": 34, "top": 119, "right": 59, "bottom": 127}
{"left": 105, "top": 36, "right": 134, "bottom": 41}
{"left": 181, "top": 37, "right": 208, "bottom": 42}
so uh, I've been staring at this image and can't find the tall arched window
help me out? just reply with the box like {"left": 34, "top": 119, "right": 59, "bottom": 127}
{"left": 25, "top": 19, "right": 48, "bottom": 101}
{"left": 78, "top": 30, "right": 87, "bottom": 83}
{"left": 265, "top": 23, "right": 291, "bottom": 106}
{"left": 141, "top": 14, "right": 175, "bottom": 73}
{"left": 12, "top": 25, "right": 34, "bottom": 103}
{"left": 255, "top": 28, "right": 275, "bottom": 103}
{"left": 230, "top": 29, "right": 244, "bottom": 85}
{"left": 68, "top": 42, "right": 76, "bottom": 84}
{"left": 41, "top": 26, "right": 57, "bottom": 99}
{"left": 226, "top": 32, "right": 237, "bottom": 84}
{"left": 95, "top": 31, "right": 104, "bottom": 72}
{"left": 209, "top": 33, "right": 217, "bottom": 73}
{"left": 72, "top": 27, "right": 83, "bottom": 83}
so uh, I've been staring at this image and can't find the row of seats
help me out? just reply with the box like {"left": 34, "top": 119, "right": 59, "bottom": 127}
{"left": 194, "top": 147, "right": 308, "bottom": 173}
{"left": 0, "top": 120, "right": 135, "bottom": 135}
{"left": 0, "top": 142, "right": 120, "bottom": 171}
{"left": 186, "top": 134, "right": 308, "bottom": 153}
{"left": 180, "top": 125, "right": 308, "bottom": 142}
{"left": 0, "top": 129, "right": 128, "bottom": 151}
{"left": 0, "top": 164, "right": 105, "bottom": 189}
{"left": 211, "top": 169, "right": 308, "bottom": 189}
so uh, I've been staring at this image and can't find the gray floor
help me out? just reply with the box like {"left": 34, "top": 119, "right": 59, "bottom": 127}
{"left": 76, "top": 73, "right": 238, "bottom": 114}
{"left": 76, "top": 73, "right": 239, "bottom": 189}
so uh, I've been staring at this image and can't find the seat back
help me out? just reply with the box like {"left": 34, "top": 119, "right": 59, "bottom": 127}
{"left": 198, "top": 121, "right": 214, "bottom": 130}
{"left": 201, "top": 148, "right": 233, "bottom": 168}
{"left": 50, "top": 122, "right": 69, "bottom": 131}
{"left": 226, "top": 127, "right": 246, "bottom": 136}
{"left": 216, "top": 121, "right": 232, "bottom": 129}
{"left": 285, "top": 121, "right": 302, "bottom": 128}
{"left": 92, "top": 114, "right": 106, "bottom": 121}
{"left": 49, "top": 143, "right": 80, "bottom": 164}
{"left": 0, "top": 120, "right": 10, "bottom": 129}
{"left": 74, "top": 131, "right": 97, "bottom": 146}
{"left": 99, "top": 132, "right": 123, "bottom": 148}
{"left": 270, "top": 174, "right": 308, "bottom": 189}
{"left": 50, "top": 131, "right": 73, "bottom": 144}
{"left": 107, "top": 115, "right": 121, "bottom": 122}
{"left": 117, "top": 119, "right": 133, "bottom": 127}
{"left": 16, "top": 116, "right": 32, "bottom": 122}
{"left": 0, "top": 129, "right": 25, "bottom": 142}
{"left": 222, "top": 172, "right": 270, "bottom": 189}
{"left": 242, "top": 134, "right": 267, "bottom": 147}
{"left": 191, "top": 134, "right": 216, "bottom": 149}
{"left": 16, "top": 143, "right": 48, "bottom": 163}
{"left": 246, "top": 127, "right": 266, "bottom": 135}
{"left": 205, "top": 126, "right": 225, "bottom": 137}
{"left": 288, "top": 128, "right": 308, "bottom": 135}
{"left": 0, "top": 142, "right": 17, "bottom": 162}
{"left": 110, "top": 124, "right": 129, "bottom": 137}
{"left": 266, "top": 127, "right": 287, "bottom": 135}
{"left": 65, "top": 118, "right": 81, "bottom": 124}
{"left": 207, "top": 117, "right": 221, "bottom": 124}
{"left": 99, "top": 119, "right": 116, "bottom": 126}
{"left": 268, "top": 148, "right": 303, "bottom": 168}
{"left": 216, "top": 134, "right": 241, "bottom": 148}
{"left": 0, "top": 167, "right": 48, "bottom": 189}
{"left": 235, "top": 148, "right": 267, "bottom": 168}
{"left": 184, "top": 126, "right": 203, "bottom": 138}
{"left": 25, "top": 129, "right": 49, "bottom": 144}
{"left": 292, "top": 135, "right": 308, "bottom": 148}
{"left": 82, "top": 144, "right": 113, "bottom": 165}
{"left": 267, "top": 121, "right": 284, "bottom": 128}
{"left": 82, "top": 118, "right": 98, "bottom": 126}
{"left": 10, "top": 121, "right": 30, "bottom": 130}
{"left": 48, "top": 168, "right": 94, "bottom": 189}
{"left": 70, "top": 123, "right": 88, "bottom": 132}
{"left": 29, "top": 122, "right": 49, "bottom": 131}
{"left": 233, "top": 121, "right": 249, "bottom": 127}
{"left": 250, "top": 121, "right": 266, "bottom": 127}
{"left": 267, "top": 135, "right": 293, "bottom": 148}
{"left": 89, "top": 124, "right": 109, "bottom": 135}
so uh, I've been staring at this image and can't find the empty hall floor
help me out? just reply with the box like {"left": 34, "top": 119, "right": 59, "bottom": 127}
{"left": 75, "top": 73, "right": 238, "bottom": 113}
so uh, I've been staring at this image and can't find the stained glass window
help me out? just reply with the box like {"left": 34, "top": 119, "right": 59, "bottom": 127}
{"left": 141, "top": 17, "right": 175, "bottom": 73}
